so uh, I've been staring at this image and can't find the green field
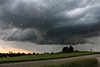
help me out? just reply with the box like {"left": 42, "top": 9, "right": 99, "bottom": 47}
{"left": 31, "top": 58, "right": 98, "bottom": 67}
{"left": 0, "top": 52, "right": 95, "bottom": 63}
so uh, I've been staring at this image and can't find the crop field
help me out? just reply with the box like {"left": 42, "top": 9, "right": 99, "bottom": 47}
{"left": 0, "top": 52, "right": 94, "bottom": 63}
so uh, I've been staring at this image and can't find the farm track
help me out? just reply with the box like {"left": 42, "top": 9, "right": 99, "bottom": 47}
{"left": 0, "top": 54, "right": 100, "bottom": 67}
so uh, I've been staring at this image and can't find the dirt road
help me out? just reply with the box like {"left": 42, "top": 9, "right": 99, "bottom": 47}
{"left": 0, "top": 54, "right": 100, "bottom": 67}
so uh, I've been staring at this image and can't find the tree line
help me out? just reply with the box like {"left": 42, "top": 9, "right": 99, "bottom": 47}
{"left": 0, "top": 46, "right": 74, "bottom": 58}
{"left": 0, "top": 52, "right": 37, "bottom": 58}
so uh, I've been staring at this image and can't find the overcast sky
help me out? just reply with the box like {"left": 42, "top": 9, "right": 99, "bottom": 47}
{"left": 0, "top": 0, "right": 100, "bottom": 53}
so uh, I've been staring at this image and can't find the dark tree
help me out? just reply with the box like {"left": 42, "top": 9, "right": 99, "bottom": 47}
{"left": 51, "top": 52, "right": 54, "bottom": 54}
{"left": 62, "top": 47, "right": 66, "bottom": 53}
{"left": 65, "top": 47, "right": 70, "bottom": 53}
{"left": 62, "top": 47, "right": 70, "bottom": 53}
{"left": 69, "top": 46, "right": 74, "bottom": 52}
{"left": 28, "top": 53, "right": 31, "bottom": 55}
{"left": 33, "top": 52, "right": 35, "bottom": 55}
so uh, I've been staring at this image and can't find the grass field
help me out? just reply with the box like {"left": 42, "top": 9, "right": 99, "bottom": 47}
{"left": 0, "top": 52, "right": 95, "bottom": 63}
{"left": 31, "top": 58, "right": 98, "bottom": 67}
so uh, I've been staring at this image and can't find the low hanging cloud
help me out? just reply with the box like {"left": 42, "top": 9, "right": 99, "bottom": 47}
{"left": 0, "top": 0, "right": 100, "bottom": 45}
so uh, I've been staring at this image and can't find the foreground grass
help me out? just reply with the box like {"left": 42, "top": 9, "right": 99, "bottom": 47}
{"left": 0, "top": 52, "right": 95, "bottom": 63}
{"left": 31, "top": 58, "right": 98, "bottom": 67}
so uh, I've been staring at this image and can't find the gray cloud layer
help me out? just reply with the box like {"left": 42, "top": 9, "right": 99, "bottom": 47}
{"left": 0, "top": 0, "right": 100, "bottom": 45}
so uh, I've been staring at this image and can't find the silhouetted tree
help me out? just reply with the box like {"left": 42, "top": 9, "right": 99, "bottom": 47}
{"left": 28, "top": 53, "right": 31, "bottom": 55}
{"left": 51, "top": 52, "right": 54, "bottom": 54}
{"left": 69, "top": 46, "right": 74, "bottom": 52}
{"left": 62, "top": 47, "right": 66, "bottom": 53}
{"left": 33, "top": 52, "right": 35, "bottom": 55}
{"left": 62, "top": 47, "right": 70, "bottom": 53}
{"left": 21, "top": 53, "right": 25, "bottom": 55}
{"left": 65, "top": 47, "right": 70, "bottom": 53}
{"left": 44, "top": 52, "right": 47, "bottom": 54}
{"left": 62, "top": 46, "right": 74, "bottom": 53}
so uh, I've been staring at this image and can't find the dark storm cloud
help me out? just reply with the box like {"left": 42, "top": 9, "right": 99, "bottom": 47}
{"left": 0, "top": 0, "right": 100, "bottom": 45}
{"left": 0, "top": 0, "right": 12, "bottom": 5}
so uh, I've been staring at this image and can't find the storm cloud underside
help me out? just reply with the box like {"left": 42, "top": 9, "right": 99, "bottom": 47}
{"left": 0, "top": 0, "right": 100, "bottom": 45}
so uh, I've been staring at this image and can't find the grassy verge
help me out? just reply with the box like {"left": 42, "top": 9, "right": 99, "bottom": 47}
{"left": 31, "top": 58, "right": 98, "bottom": 67}
{"left": 0, "top": 52, "right": 94, "bottom": 63}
